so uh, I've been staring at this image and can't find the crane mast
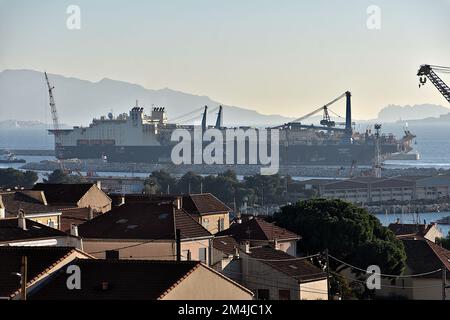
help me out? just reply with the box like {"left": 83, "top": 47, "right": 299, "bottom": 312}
{"left": 417, "top": 64, "right": 450, "bottom": 104}
{"left": 44, "top": 72, "right": 61, "bottom": 132}
{"left": 44, "top": 72, "right": 66, "bottom": 171}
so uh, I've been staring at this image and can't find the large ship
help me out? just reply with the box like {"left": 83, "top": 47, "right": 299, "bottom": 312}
{"left": 49, "top": 92, "right": 415, "bottom": 166}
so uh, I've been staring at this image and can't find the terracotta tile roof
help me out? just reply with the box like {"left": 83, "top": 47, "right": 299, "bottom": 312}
{"left": 78, "top": 202, "right": 212, "bottom": 240}
{"left": 216, "top": 217, "right": 300, "bottom": 241}
{"left": 32, "top": 183, "right": 95, "bottom": 205}
{"left": 108, "top": 193, "right": 231, "bottom": 217}
{"left": 0, "top": 191, "right": 61, "bottom": 216}
{"left": 0, "top": 246, "right": 76, "bottom": 297}
{"left": 0, "top": 218, "right": 68, "bottom": 243}
{"left": 213, "top": 235, "right": 239, "bottom": 256}
{"left": 182, "top": 194, "right": 231, "bottom": 216}
{"left": 402, "top": 239, "right": 450, "bottom": 279}
{"left": 60, "top": 207, "right": 101, "bottom": 233}
{"left": 29, "top": 259, "right": 201, "bottom": 300}
{"left": 246, "top": 247, "right": 327, "bottom": 283}
{"left": 388, "top": 223, "right": 434, "bottom": 239}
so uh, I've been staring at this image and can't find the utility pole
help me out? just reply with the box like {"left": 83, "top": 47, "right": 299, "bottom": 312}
{"left": 443, "top": 264, "right": 448, "bottom": 301}
{"left": 324, "top": 249, "right": 331, "bottom": 300}
{"left": 20, "top": 256, "right": 28, "bottom": 300}
{"left": 176, "top": 229, "right": 181, "bottom": 262}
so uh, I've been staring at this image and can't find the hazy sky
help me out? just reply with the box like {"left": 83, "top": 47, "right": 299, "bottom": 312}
{"left": 1, "top": 0, "right": 449, "bottom": 119}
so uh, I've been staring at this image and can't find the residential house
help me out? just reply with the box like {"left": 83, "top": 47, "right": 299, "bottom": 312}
{"left": 32, "top": 183, "right": 112, "bottom": 213}
{"left": 78, "top": 199, "right": 214, "bottom": 264}
{"left": 0, "top": 246, "right": 92, "bottom": 300}
{"left": 0, "top": 215, "right": 82, "bottom": 249}
{"left": 377, "top": 239, "right": 450, "bottom": 300}
{"left": 388, "top": 222, "right": 443, "bottom": 243}
{"left": 109, "top": 193, "right": 231, "bottom": 234}
{"left": 240, "top": 246, "right": 328, "bottom": 300}
{"left": 212, "top": 217, "right": 328, "bottom": 300}
{"left": 0, "top": 190, "right": 62, "bottom": 229}
{"left": 182, "top": 193, "right": 231, "bottom": 234}
{"left": 29, "top": 259, "right": 254, "bottom": 300}
{"left": 216, "top": 216, "right": 300, "bottom": 256}
{"left": 212, "top": 235, "right": 241, "bottom": 282}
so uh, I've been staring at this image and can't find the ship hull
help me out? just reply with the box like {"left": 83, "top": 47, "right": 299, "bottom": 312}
{"left": 56, "top": 143, "right": 399, "bottom": 166}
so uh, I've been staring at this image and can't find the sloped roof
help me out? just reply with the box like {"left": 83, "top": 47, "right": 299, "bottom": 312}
{"left": 247, "top": 247, "right": 327, "bottom": 283}
{"left": 78, "top": 202, "right": 212, "bottom": 240}
{"left": 216, "top": 217, "right": 300, "bottom": 241}
{"left": 0, "top": 218, "right": 68, "bottom": 243}
{"left": 0, "top": 246, "right": 76, "bottom": 297}
{"left": 388, "top": 223, "right": 435, "bottom": 239}
{"left": 108, "top": 193, "right": 231, "bottom": 216}
{"left": 0, "top": 191, "right": 61, "bottom": 216}
{"left": 60, "top": 207, "right": 101, "bottom": 233}
{"left": 29, "top": 259, "right": 201, "bottom": 300}
{"left": 402, "top": 239, "right": 450, "bottom": 279}
{"left": 182, "top": 193, "right": 231, "bottom": 216}
{"left": 32, "top": 183, "right": 95, "bottom": 204}
{"left": 213, "top": 235, "right": 239, "bottom": 256}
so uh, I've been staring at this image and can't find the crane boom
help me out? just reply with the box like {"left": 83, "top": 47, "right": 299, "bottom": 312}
{"left": 291, "top": 92, "right": 347, "bottom": 123}
{"left": 44, "top": 72, "right": 60, "bottom": 131}
{"left": 417, "top": 64, "right": 450, "bottom": 104}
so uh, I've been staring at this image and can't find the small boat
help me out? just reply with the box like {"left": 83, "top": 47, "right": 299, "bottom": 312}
{"left": 436, "top": 216, "right": 450, "bottom": 225}
{"left": 0, "top": 151, "right": 26, "bottom": 164}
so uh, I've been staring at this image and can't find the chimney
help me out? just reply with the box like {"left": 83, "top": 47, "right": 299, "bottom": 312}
{"left": 88, "top": 207, "right": 94, "bottom": 220}
{"left": 96, "top": 181, "right": 102, "bottom": 190}
{"left": 0, "top": 195, "right": 5, "bottom": 219}
{"left": 396, "top": 218, "right": 400, "bottom": 224}
{"left": 236, "top": 212, "right": 242, "bottom": 224}
{"left": 101, "top": 281, "right": 109, "bottom": 291}
{"left": 244, "top": 241, "right": 251, "bottom": 254}
{"left": 119, "top": 195, "right": 125, "bottom": 206}
{"left": 70, "top": 224, "right": 79, "bottom": 237}
{"left": 234, "top": 246, "right": 240, "bottom": 258}
{"left": 274, "top": 238, "right": 279, "bottom": 250}
{"left": 18, "top": 209, "right": 27, "bottom": 230}
{"left": 175, "top": 197, "right": 182, "bottom": 210}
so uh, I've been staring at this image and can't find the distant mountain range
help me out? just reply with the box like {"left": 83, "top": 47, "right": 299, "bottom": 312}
{"left": 376, "top": 104, "right": 450, "bottom": 122}
{"left": 0, "top": 69, "right": 293, "bottom": 127}
{"left": 1, "top": 69, "right": 449, "bottom": 128}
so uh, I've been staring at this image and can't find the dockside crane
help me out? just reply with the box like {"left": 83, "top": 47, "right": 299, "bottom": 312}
{"left": 44, "top": 72, "right": 67, "bottom": 172}
{"left": 417, "top": 64, "right": 450, "bottom": 104}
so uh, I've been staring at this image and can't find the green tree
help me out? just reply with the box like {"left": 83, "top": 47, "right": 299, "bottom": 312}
{"left": 437, "top": 232, "right": 450, "bottom": 250}
{"left": 175, "top": 171, "right": 203, "bottom": 194}
{"left": 0, "top": 168, "right": 38, "bottom": 188}
{"left": 144, "top": 170, "right": 176, "bottom": 194}
{"left": 272, "top": 199, "right": 406, "bottom": 297}
{"left": 44, "top": 169, "right": 84, "bottom": 184}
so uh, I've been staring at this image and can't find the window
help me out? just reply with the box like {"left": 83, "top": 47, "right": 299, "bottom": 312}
{"left": 182, "top": 250, "right": 191, "bottom": 261}
{"left": 279, "top": 290, "right": 291, "bottom": 300}
{"left": 203, "top": 218, "right": 209, "bottom": 229}
{"left": 106, "top": 250, "right": 119, "bottom": 260}
{"left": 198, "top": 248, "right": 207, "bottom": 263}
{"left": 257, "top": 289, "right": 270, "bottom": 300}
{"left": 218, "top": 218, "right": 225, "bottom": 232}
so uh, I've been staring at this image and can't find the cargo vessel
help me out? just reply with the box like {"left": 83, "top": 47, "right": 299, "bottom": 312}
{"left": 49, "top": 92, "right": 415, "bottom": 166}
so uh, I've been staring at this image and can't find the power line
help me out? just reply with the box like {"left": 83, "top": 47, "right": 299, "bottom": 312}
{"left": 328, "top": 254, "right": 442, "bottom": 278}
{"left": 330, "top": 271, "right": 443, "bottom": 290}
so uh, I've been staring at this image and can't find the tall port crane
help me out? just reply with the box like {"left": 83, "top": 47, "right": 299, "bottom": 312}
{"left": 44, "top": 72, "right": 66, "bottom": 172}
{"left": 417, "top": 64, "right": 450, "bottom": 104}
